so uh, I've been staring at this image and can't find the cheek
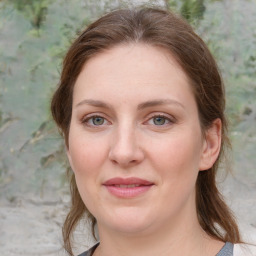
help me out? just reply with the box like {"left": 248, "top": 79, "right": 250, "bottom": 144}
{"left": 68, "top": 132, "right": 109, "bottom": 212}
{"left": 148, "top": 130, "right": 202, "bottom": 182}
{"left": 68, "top": 132, "right": 108, "bottom": 177}
{"left": 148, "top": 132, "right": 202, "bottom": 215}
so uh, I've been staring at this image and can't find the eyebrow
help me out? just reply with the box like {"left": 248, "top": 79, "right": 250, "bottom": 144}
{"left": 137, "top": 99, "right": 184, "bottom": 110}
{"left": 76, "top": 99, "right": 111, "bottom": 109}
{"left": 75, "top": 99, "right": 185, "bottom": 110}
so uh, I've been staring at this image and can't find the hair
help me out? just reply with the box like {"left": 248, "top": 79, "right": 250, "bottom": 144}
{"left": 51, "top": 7, "right": 241, "bottom": 256}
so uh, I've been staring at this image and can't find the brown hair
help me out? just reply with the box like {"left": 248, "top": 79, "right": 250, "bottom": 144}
{"left": 51, "top": 7, "right": 241, "bottom": 255}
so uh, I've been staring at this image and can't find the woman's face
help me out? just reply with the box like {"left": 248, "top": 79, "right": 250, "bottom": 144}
{"left": 67, "top": 44, "right": 214, "bottom": 235}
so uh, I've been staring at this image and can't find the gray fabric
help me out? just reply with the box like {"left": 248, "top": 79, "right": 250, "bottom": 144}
{"left": 78, "top": 241, "right": 234, "bottom": 256}
{"left": 78, "top": 243, "right": 99, "bottom": 256}
{"left": 216, "top": 242, "right": 234, "bottom": 256}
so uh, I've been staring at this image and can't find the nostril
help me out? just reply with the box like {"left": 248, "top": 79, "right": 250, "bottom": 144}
{"left": 109, "top": 152, "right": 143, "bottom": 167}
{"left": 108, "top": 134, "right": 145, "bottom": 166}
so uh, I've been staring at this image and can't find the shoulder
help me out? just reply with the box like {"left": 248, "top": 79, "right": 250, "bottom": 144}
{"left": 234, "top": 243, "right": 256, "bottom": 256}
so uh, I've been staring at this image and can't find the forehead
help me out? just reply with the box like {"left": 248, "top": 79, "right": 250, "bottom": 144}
{"left": 80, "top": 43, "right": 188, "bottom": 81}
{"left": 73, "top": 43, "right": 195, "bottom": 107}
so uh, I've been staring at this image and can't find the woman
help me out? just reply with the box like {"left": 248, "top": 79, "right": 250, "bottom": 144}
{"left": 51, "top": 7, "right": 249, "bottom": 256}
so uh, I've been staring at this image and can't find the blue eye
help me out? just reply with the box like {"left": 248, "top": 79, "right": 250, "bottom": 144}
{"left": 92, "top": 116, "right": 105, "bottom": 125}
{"left": 83, "top": 116, "right": 107, "bottom": 126}
{"left": 153, "top": 116, "right": 167, "bottom": 125}
{"left": 147, "top": 115, "right": 172, "bottom": 126}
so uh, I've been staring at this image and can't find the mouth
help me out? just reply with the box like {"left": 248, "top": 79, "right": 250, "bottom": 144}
{"left": 103, "top": 177, "right": 154, "bottom": 198}
{"left": 112, "top": 184, "right": 141, "bottom": 188}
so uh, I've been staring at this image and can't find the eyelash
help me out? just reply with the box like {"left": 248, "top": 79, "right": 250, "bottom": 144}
{"left": 81, "top": 113, "right": 175, "bottom": 127}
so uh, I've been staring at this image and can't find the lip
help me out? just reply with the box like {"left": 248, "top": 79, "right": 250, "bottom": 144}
{"left": 103, "top": 177, "right": 154, "bottom": 198}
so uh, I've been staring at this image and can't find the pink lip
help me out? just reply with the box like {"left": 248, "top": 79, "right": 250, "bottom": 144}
{"left": 103, "top": 177, "right": 154, "bottom": 198}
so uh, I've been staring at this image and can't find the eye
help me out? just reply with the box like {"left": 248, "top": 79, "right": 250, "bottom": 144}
{"left": 153, "top": 116, "right": 168, "bottom": 125}
{"left": 82, "top": 115, "right": 108, "bottom": 126}
{"left": 147, "top": 115, "right": 173, "bottom": 126}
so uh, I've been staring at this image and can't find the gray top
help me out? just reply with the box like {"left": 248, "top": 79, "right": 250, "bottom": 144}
{"left": 78, "top": 242, "right": 234, "bottom": 256}
{"left": 217, "top": 242, "right": 234, "bottom": 256}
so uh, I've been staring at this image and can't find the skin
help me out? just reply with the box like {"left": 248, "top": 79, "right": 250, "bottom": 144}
{"left": 67, "top": 44, "right": 223, "bottom": 256}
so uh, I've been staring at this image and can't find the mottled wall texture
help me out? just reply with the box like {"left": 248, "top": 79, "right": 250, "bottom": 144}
{"left": 0, "top": 0, "right": 255, "bottom": 255}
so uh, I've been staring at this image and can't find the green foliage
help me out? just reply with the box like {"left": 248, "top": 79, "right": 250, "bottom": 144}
{"left": 166, "top": 0, "right": 178, "bottom": 10}
{"left": 6, "top": 0, "right": 53, "bottom": 28}
{"left": 180, "top": 0, "right": 205, "bottom": 23}
{"left": 166, "top": 0, "right": 206, "bottom": 24}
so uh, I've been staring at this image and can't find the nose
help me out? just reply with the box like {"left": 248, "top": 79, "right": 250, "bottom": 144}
{"left": 108, "top": 126, "right": 145, "bottom": 168}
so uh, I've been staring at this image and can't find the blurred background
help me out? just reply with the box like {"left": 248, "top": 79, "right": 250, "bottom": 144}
{"left": 0, "top": 0, "right": 255, "bottom": 255}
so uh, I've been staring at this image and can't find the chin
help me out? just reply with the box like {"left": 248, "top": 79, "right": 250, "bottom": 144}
{"left": 99, "top": 207, "right": 156, "bottom": 235}
{"left": 109, "top": 221, "right": 152, "bottom": 235}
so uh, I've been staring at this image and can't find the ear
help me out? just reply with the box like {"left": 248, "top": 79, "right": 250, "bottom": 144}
{"left": 199, "top": 118, "right": 222, "bottom": 171}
